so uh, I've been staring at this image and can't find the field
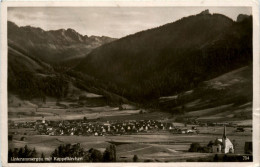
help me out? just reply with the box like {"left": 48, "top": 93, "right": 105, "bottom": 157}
{"left": 8, "top": 94, "right": 143, "bottom": 122}
{"left": 8, "top": 94, "right": 252, "bottom": 162}
{"left": 9, "top": 126, "right": 252, "bottom": 162}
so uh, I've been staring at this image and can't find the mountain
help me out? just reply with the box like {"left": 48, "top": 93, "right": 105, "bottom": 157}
{"left": 8, "top": 40, "right": 129, "bottom": 105}
{"left": 8, "top": 41, "right": 56, "bottom": 99}
{"left": 75, "top": 11, "right": 252, "bottom": 103}
{"left": 159, "top": 65, "right": 252, "bottom": 121}
{"left": 8, "top": 21, "right": 116, "bottom": 64}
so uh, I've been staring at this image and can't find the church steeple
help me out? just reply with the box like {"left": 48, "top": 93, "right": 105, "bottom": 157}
{"left": 223, "top": 126, "right": 227, "bottom": 139}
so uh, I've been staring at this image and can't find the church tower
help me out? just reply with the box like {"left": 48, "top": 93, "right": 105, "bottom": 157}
{"left": 212, "top": 126, "right": 234, "bottom": 154}
{"left": 222, "top": 126, "right": 227, "bottom": 152}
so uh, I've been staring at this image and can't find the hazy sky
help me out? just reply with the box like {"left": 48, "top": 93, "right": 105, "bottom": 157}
{"left": 8, "top": 7, "right": 251, "bottom": 38}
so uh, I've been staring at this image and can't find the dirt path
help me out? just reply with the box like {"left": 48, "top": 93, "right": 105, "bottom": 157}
{"left": 121, "top": 145, "right": 153, "bottom": 153}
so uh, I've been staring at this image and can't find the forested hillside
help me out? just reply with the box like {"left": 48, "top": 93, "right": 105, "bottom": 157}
{"left": 75, "top": 12, "right": 252, "bottom": 103}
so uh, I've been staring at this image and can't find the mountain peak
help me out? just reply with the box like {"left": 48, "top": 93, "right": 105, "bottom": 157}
{"left": 67, "top": 28, "right": 77, "bottom": 33}
{"left": 65, "top": 28, "right": 84, "bottom": 42}
{"left": 237, "top": 14, "right": 250, "bottom": 22}
{"left": 199, "top": 9, "right": 210, "bottom": 15}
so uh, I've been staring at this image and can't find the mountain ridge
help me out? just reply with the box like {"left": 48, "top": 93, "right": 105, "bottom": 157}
{"left": 75, "top": 12, "right": 252, "bottom": 103}
{"left": 8, "top": 21, "right": 116, "bottom": 64}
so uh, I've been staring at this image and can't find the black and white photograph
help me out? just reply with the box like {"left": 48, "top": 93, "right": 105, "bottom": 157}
{"left": 1, "top": 1, "right": 259, "bottom": 166}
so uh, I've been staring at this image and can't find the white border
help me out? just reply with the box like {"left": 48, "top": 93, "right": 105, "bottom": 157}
{"left": 1, "top": 1, "right": 259, "bottom": 167}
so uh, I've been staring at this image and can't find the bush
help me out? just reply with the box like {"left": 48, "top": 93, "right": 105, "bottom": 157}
{"left": 103, "top": 144, "right": 116, "bottom": 162}
{"left": 198, "top": 146, "right": 210, "bottom": 153}
{"left": 8, "top": 135, "right": 13, "bottom": 141}
{"left": 133, "top": 155, "right": 138, "bottom": 162}
{"left": 83, "top": 117, "right": 87, "bottom": 121}
{"left": 188, "top": 142, "right": 201, "bottom": 152}
{"left": 88, "top": 148, "right": 103, "bottom": 162}
{"left": 144, "top": 159, "right": 154, "bottom": 162}
{"left": 213, "top": 154, "right": 219, "bottom": 162}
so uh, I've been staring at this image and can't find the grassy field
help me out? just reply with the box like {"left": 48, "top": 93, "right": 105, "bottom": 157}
{"left": 8, "top": 94, "right": 252, "bottom": 162}
{"left": 8, "top": 104, "right": 142, "bottom": 122}
{"left": 9, "top": 126, "right": 252, "bottom": 162}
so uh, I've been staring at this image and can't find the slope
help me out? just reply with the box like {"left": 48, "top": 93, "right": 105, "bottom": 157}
{"left": 8, "top": 42, "right": 130, "bottom": 106}
{"left": 159, "top": 65, "right": 252, "bottom": 121}
{"left": 75, "top": 11, "right": 252, "bottom": 103}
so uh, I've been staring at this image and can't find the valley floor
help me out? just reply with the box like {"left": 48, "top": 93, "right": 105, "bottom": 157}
{"left": 8, "top": 95, "right": 252, "bottom": 162}
{"left": 8, "top": 126, "right": 252, "bottom": 162}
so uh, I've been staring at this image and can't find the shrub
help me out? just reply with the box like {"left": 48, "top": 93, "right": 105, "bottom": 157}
{"left": 213, "top": 154, "right": 219, "bottom": 162}
{"left": 188, "top": 142, "right": 201, "bottom": 152}
{"left": 88, "top": 148, "right": 103, "bottom": 162}
{"left": 133, "top": 155, "right": 138, "bottom": 162}
{"left": 103, "top": 144, "right": 116, "bottom": 162}
{"left": 8, "top": 135, "right": 13, "bottom": 141}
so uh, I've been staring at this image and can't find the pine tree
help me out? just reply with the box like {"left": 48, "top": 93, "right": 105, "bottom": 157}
{"left": 30, "top": 148, "right": 37, "bottom": 157}
{"left": 8, "top": 149, "right": 13, "bottom": 162}
{"left": 24, "top": 145, "right": 31, "bottom": 158}
{"left": 41, "top": 152, "right": 45, "bottom": 162}
{"left": 213, "top": 154, "right": 219, "bottom": 162}
{"left": 133, "top": 155, "right": 138, "bottom": 162}
{"left": 18, "top": 147, "right": 24, "bottom": 157}
{"left": 103, "top": 144, "right": 116, "bottom": 162}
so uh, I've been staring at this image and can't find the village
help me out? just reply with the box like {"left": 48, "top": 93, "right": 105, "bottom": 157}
{"left": 9, "top": 117, "right": 200, "bottom": 136}
{"left": 8, "top": 115, "right": 246, "bottom": 137}
{"left": 8, "top": 115, "right": 253, "bottom": 162}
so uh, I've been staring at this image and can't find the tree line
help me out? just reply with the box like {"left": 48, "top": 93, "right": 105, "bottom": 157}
{"left": 8, "top": 143, "right": 117, "bottom": 163}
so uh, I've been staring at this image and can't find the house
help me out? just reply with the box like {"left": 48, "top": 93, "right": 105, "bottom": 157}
{"left": 49, "top": 131, "right": 55, "bottom": 136}
{"left": 236, "top": 127, "right": 245, "bottom": 132}
{"left": 187, "top": 129, "right": 196, "bottom": 134}
{"left": 181, "top": 129, "right": 187, "bottom": 134}
{"left": 42, "top": 116, "right": 45, "bottom": 124}
{"left": 36, "top": 120, "right": 42, "bottom": 124}
{"left": 212, "top": 126, "right": 234, "bottom": 154}
{"left": 47, "top": 127, "right": 53, "bottom": 131}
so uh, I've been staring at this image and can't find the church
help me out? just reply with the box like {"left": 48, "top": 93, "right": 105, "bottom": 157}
{"left": 212, "top": 126, "right": 234, "bottom": 153}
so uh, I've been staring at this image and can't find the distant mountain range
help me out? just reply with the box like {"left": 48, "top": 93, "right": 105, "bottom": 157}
{"left": 8, "top": 21, "right": 116, "bottom": 64}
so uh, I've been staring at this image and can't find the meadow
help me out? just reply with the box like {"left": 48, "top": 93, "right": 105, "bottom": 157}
{"left": 9, "top": 126, "right": 252, "bottom": 162}
{"left": 8, "top": 94, "right": 252, "bottom": 162}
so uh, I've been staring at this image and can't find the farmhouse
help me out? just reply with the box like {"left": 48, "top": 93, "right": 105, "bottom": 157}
{"left": 42, "top": 116, "right": 45, "bottom": 124}
{"left": 212, "top": 126, "right": 234, "bottom": 154}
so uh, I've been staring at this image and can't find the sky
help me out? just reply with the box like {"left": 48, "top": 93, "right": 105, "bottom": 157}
{"left": 8, "top": 7, "right": 252, "bottom": 38}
